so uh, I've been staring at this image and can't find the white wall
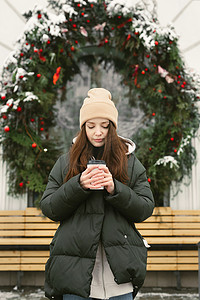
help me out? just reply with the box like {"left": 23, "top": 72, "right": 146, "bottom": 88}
{"left": 0, "top": 147, "right": 27, "bottom": 210}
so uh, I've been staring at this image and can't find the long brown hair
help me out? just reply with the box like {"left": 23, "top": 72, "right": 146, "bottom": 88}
{"left": 64, "top": 122, "right": 130, "bottom": 184}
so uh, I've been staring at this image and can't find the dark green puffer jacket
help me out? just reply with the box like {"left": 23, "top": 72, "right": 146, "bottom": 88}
{"left": 40, "top": 152, "right": 154, "bottom": 300}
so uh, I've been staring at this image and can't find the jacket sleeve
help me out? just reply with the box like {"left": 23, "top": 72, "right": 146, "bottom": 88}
{"left": 104, "top": 155, "right": 154, "bottom": 223}
{"left": 40, "top": 155, "right": 91, "bottom": 222}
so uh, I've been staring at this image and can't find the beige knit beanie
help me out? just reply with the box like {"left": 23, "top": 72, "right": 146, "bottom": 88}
{"left": 79, "top": 88, "right": 118, "bottom": 128}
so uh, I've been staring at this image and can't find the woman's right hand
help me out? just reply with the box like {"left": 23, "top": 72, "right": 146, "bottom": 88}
{"left": 80, "top": 166, "right": 105, "bottom": 190}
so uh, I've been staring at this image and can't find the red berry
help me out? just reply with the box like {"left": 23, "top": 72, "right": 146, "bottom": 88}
{"left": 19, "top": 75, "right": 24, "bottom": 79}
{"left": 152, "top": 112, "right": 156, "bottom": 116}
{"left": 38, "top": 13, "right": 42, "bottom": 19}
{"left": 141, "top": 70, "right": 145, "bottom": 74}
{"left": 71, "top": 46, "right": 75, "bottom": 51}
{"left": 148, "top": 178, "right": 151, "bottom": 183}
{"left": 90, "top": 4, "right": 94, "bottom": 8}
{"left": 153, "top": 64, "right": 156, "bottom": 68}
{"left": 40, "top": 121, "right": 44, "bottom": 125}
{"left": 169, "top": 41, "right": 173, "bottom": 44}
{"left": 118, "top": 16, "right": 122, "bottom": 19}
{"left": 60, "top": 48, "right": 64, "bottom": 53}
{"left": 146, "top": 54, "right": 150, "bottom": 58}
{"left": 174, "top": 149, "right": 177, "bottom": 153}
{"left": 112, "top": 27, "right": 114, "bottom": 30}
{"left": 177, "top": 81, "right": 180, "bottom": 84}
{"left": 104, "top": 39, "right": 108, "bottom": 43}
{"left": 19, "top": 182, "right": 24, "bottom": 187}
{"left": 37, "top": 74, "right": 41, "bottom": 78}
{"left": 183, "top": 81, "right": 186, "bottom": 85}
{"left": 32, "top": 142, "right": 37, "bottom": 148}
{"left": 86, "top": 20, "right": 90, "bottom": 23}
{"left": 145, "top": 68, "right": 148, "bottom": 71}
{"left": 40, "top": 127, "right": 44, "bottom": 131}
{"left": 81, "top": 12, "right": 84, "bottom": 16}
{"left": 39, "top": 48, "right": 43, "bottom": 53}
{"left": 47, "top": 40, "right": 51, "bottom": 44}
{"left": 155, "top": 41, "right": 159, "bottom": 45}
{"left": 75, "top": 40, "right": 78, "bottom": 44}
{"left": 2, "top": 115, "right": 7, "bottom": 120}
{"left": 30, "top": 118, "right": 35, "bottom": 122}
{"left": 178, "top": 75, "right": 181, "bottom": 79}
{"left": 171, "top": 137, "right": 174, "bottom": 141}
{"left": 134, "top": 32, "right": 139, "bottom": 35}
{"left": 72, "top": 24, "right": 77, "bottom": 28}
{"left": 163, "top": 96, "right": 167, "bottom": 99}
{"left": 17, "top": 107, "right": 22, "bottom": 112}
{"left": 149, "top": 147, "right": 152, "bottom": 151}
{"left": 4, "top": 126, "right": 10, "bottom": 132}
{"left": 77, "top": 3, "right": 81, "bottom": 7}
{"left": 181, "top": 84, "right": 185, "bottom": 88}
{"left": 1, "top": 95, "right": 6, "bottom": 100}
{"left": 69, "top": 18, "right": 72, "bottom": 22}
{"left": 20, "top": 53, "right": 24, "bottom": 57}
{"left": 26, "top": 42, "right": 29, "bottom": 45}
{"left": 31, "top": 44, "right": 34, "bottom": 47}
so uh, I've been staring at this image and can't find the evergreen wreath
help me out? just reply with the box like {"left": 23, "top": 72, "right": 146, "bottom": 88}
{"left": 0, "top": 0, "right": 199, "bottom": 206}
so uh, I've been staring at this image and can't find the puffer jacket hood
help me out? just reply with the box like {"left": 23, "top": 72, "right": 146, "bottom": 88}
{"left": 40, "top": 143, "right": 154, "bottom": 300}
{"left": 72, "top": 135, "right": 136, "bottom": 155}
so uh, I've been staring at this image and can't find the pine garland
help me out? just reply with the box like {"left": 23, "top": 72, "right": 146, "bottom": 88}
{"left": 0, "top": 0, "right": 199, "bottom": 205}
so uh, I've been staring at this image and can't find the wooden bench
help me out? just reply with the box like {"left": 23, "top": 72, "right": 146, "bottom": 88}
{"left": 136, "top": 207, "right": 200, "bottom": 273}
{"left": 0, "top": 207, "right": 200, "bottom": 288}
{"left": 0, "top": 208, "right": 56, "bottom": 273}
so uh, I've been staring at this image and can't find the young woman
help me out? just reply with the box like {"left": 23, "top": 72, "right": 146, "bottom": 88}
{"left": 40, "top": 88, "right": 154, "bottom": 300}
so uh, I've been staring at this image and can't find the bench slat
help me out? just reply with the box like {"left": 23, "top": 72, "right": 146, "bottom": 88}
{"left": 0, "top": 224, "right": 24, "bottom": 229}
{"left": 0, "top": 257, "right": 20, "bottom": 263}
{"left": 146, "top": 237, "right": 200, "bottom": 244}
{"left": 25, "top": 224, "right": 58, "bottom": 230}
{"left": 0, "top": 231, "right": 25, "bottom": 237}
{"left": 0, "top": 210, "right": 25, "bottom": 216}
{"left": 21, "top": 251, "right": 49, "bottom": 257}
{"left": 148, "top": 250, "right": 198, "bottom": 257}
{"left": 24, "top": 231, "right": 56, "bottom": 237}
{"left": 0, "top": 238, "right": 52, "bottom": 245}
{"left": 148, "top": 257, "right": 198, "bottom": 264}
{"left": 25, "top": 216, "right": 55, "bottom": 223}
{"left": 0, "top": 217, "right": 25, "bottom": 223}
{"left": 0, "top": 265, "right": 21, "bottom": 271}
{"left": 173, "top": 216, "right": 200, "bottom": 222}
{"left": 0, "top": 251, "right": 21, "bottom": 257}
{"left": 147, "top": 264, "right": 198, "bottom": 271}
{"left": 21, "top": 264, "right": 45, "bottom": 271}
{"left": 139, "top": 229, "right": 200, "bottom": 236}
{"left": 172, "top": 210, "right": 200, "bottom": 215}
{"left": 21, "top": 257, "right": 48, "bottom": 264}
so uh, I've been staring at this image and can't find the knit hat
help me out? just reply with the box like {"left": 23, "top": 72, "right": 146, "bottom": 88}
{"left": 79, "top": 88, "right": 118, "bottom": 128}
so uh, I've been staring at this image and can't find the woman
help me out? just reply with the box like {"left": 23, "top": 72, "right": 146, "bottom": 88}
{"left": 40, "top": 88, "right": 154, "bottom": 300}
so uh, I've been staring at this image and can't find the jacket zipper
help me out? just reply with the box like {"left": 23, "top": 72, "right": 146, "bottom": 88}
{"left": 101, "top": 243, "right": 107, "bottom": 299}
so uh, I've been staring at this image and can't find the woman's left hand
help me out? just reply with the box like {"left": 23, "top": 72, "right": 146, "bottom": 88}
{"left": 91, "top": 165, "right": 115, "bottom": 195}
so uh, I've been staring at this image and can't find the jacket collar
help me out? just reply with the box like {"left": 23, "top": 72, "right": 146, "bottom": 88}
{"left": 72, "top": 135, "right": 136, "bottom": 155}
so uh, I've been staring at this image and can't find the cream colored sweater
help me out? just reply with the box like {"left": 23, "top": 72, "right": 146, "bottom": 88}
{"left": 90, "top": 243, "right": 133, "bottom": 299}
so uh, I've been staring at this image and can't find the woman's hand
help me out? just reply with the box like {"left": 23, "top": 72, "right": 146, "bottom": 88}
{"left": 80, "top": 165, "right": 115, "bottom": 194}
{"left": 80, "top": 166, "right": 105, "bottom": 190}
{"left": 90, "top": 165, "right": 115, "bottom": 195}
